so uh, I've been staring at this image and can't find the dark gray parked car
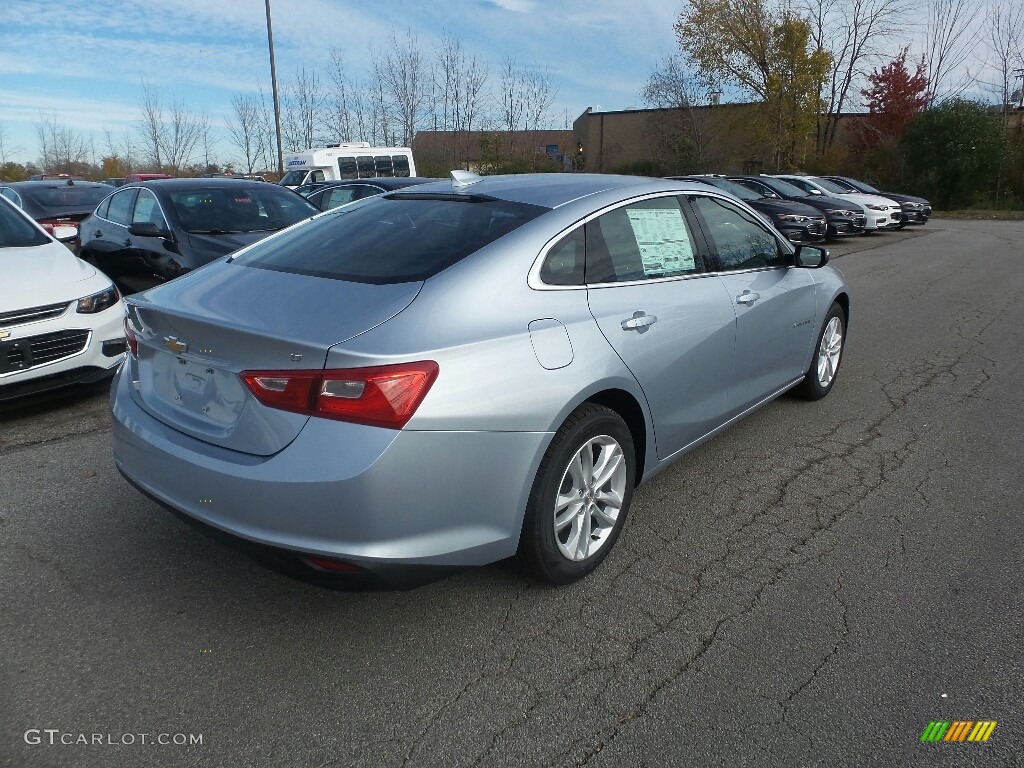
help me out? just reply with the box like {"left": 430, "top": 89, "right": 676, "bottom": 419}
{"left": 112, "top": 173, "right": 850, "bottom": 588}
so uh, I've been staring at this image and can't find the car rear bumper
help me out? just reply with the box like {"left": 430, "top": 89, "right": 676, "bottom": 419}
{"left": 110, "top": 366, "right": 550, "bottom": 585}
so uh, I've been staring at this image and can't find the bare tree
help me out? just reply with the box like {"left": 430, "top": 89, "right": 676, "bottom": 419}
{"left": 923, "top": 0, "right": 985, "bottom": 103}
{"left": 433, "top": 33, "right": 489, "bottom": 167}
{"left": 326, "top": 49, "right": 358, "bottom": 143}
{"left": 0, "top": 123, "right": 24, "bottom": 166}
{"left": 983, "top": 0, "right": 1024, "bottom": 108}
{"left": 521, "top": 68, "right": 556, "bottom": 132}
{"left": 281, "top": 67, "right": 326, "bottom": 151}
{"left": 641, "top": 53, "right": 714, "bottom": 170}
{"left": 196, "top": 111, "right": 214, "bottom": 170}
{"left": 226, "top": 93, "right": 269, "bottom": 173}
{"left": 375, "top": 29, "right": 432, "bottom": 146}
{"left": 982, "top": 0, "right": 1024, "bottom": 203}
{"left": 802, "top": 0, "right": 908, "bottom": 152}
{"left": 138, "top": 83, "right": 165, "bottom": 169}
{"left": 35, "top": 114, "right": 91, "bottom": 171}
{"left": 499, "top": 56, "right": 525, "bottom": 133}
{"left": 162, "top": 98, "right": 204, "bottom": 171}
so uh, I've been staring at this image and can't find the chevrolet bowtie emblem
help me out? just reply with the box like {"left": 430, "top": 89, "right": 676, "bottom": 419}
{"left": 164, "top": 336, "right": 187, "bottom": 354}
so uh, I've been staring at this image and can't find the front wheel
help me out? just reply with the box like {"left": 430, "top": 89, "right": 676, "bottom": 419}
{"left": 795, "top": 302, "right": 845, "bottom": 400}
{"left": 518, "top": 404, "right": 635, "bottom": 585}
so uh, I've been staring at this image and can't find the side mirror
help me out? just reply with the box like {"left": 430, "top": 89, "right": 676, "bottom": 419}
{"left": 128, "top": 221, "right": 171, "bottom": 239}
{"left": 795, "top": 244, "right": 829, "bottom": 268}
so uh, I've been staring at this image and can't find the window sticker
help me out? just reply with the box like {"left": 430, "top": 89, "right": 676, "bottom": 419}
{"left": 625, "top": 208, "right": 695, "bottom": 275}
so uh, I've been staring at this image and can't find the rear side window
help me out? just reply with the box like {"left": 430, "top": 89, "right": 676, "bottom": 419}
{"left": 320, "top": 186, "right": 360, "bottom": 210}
{"left": 95, "top": 195, "right": 111, "bottom": 219}
{"left": 232, "top": 195, "right": 548, "bottom": 284}
{"left": 585, "top": 197, "right": 701, "bottom": 284}
{"left": 393, "top": 156, "right": 410, "bottom": 177}
{"left": 106, "top": 188, "right": 138, "bottom": 225}
{"left": 540, "top": 228, "right": 584, "bottom": 286}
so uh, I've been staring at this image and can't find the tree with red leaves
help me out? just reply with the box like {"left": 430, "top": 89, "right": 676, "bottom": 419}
{"left": 860, "top": 47, "right": 929, "bottom": 143}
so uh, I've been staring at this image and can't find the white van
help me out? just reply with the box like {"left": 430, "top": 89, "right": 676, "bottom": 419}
{"left": 279, "top": 143, "right": 417, "bottom": 187}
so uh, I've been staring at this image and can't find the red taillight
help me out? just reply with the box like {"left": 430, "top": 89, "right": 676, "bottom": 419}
{"left": 303, "top": 556, "right": 363, "bottom": 573}
{"left": 124, "top": 316, "right": 139, "bottom": 358}
{"left": 241, "top": 362, "right": 439, "bottom": 430}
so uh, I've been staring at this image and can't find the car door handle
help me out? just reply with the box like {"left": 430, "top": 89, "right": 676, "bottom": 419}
{"left": 736, "top": 291, "right": 760, "bottom": 305}
{"left": 621, "top": 312, "right": 658, "bottom": 331}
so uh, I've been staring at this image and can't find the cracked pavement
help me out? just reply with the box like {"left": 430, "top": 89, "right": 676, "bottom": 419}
{"left": 1, "top": 221, "right": 1022, "bottom": 767}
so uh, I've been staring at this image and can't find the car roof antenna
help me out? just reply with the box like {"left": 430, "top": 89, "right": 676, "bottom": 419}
{"left": 450, "top": 170, "right": 482, "bottom": 190}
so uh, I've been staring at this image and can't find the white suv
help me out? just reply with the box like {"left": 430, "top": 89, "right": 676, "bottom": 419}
{"left": 0, "top": 195, "right": 125, "bottom": 400}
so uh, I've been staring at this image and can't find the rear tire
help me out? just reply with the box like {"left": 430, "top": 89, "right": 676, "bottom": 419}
{"left": 795, "top": 303, "right": 845, "bottom": 400}
{"left": 518, "top": 404, "right": 635, "bottom": 585}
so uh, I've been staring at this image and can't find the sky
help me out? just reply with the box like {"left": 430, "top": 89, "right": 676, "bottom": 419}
{"left": 0, "top": 0, "right": 683, "bottom": 167}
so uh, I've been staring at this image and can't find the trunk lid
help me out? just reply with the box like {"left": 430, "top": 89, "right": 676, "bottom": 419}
{"left": 126, "top": 260, "right": 421, "bottom": 456}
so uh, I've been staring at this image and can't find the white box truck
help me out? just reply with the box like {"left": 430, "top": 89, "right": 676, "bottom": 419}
{"left": 278, "top": 143, "right": 417, "bottom": 187}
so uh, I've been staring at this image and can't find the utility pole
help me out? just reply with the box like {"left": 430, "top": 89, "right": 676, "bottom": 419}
{"left": 265, "top": 0, "right": 284, "bottom": 178}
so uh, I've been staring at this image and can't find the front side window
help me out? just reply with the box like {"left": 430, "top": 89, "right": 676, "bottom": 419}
{"left": 690, "top": 195, "right": 783, "bottom": 272}
{"left": 585, "top": 196, "right": 701, "bottom": 284}
{"left": 232, "top": 194, "right": 548, "bottom": 284}
{"left": 132, "top": 189, "right": 167, "bottom": 228}
{"left": 309, "top": 170, "right": 326, "bottom": 184}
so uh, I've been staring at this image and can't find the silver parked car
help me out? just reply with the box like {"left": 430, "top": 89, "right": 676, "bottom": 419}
{"left": 111, "top": 173, "right": 850, "bottom": 587}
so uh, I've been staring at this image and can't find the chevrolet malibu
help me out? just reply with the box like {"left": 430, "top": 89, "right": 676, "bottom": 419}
{"left": 1, "top": 195, "right": 124, "bottom": 401}
{"left": 112, "top": 173, "right": 850, "bottom": 587}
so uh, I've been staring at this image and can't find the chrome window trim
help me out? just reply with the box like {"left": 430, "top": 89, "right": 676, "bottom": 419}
{"left": 527, "top": 190, "right": 792, "bottom": 291}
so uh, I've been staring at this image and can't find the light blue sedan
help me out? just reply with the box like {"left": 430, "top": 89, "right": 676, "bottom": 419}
{"left": 111, "top": 173, "right": 849, "bottom": 587}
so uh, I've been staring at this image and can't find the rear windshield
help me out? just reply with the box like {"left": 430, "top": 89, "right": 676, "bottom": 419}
{"left": 167, "top": 186, "right": 318, "bottom": 233}
{"left": 19, "top": 185, "right": 109, "bottom": 208}
{"left": 232, "top": 194, "right": 548, "bottom": 283}
{"left": 0, "top": 198, "right": 50, "bottom": 248}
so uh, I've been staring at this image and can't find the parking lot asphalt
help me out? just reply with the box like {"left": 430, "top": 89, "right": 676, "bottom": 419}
{"left": 1, "top": 220, "right": 1021, "bottom": 767}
